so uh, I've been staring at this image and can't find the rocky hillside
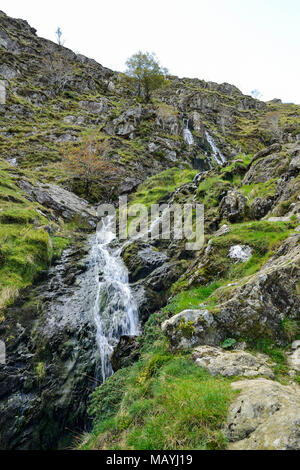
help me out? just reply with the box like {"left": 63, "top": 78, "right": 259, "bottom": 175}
{"left": 0, "top": 10, "right": 300, "bottom": 450}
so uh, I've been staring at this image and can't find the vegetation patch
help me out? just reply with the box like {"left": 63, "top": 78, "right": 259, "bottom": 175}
{"left": 163, "top": 220, "right": 295, "bottom": 316}
{"left": 0, "top": 163, "right": 75, "bottom": 316}
{"left": 80, "top": 313, "right": 235, "bottom": 450}
{"left": 129, "top": 167, "right": 197, "bottom": 209}
{"left": 240, "top": 178, "right": 278, "bottom": 203}
{"left": 164, "top": 282, "right": 222, "bottom": 316}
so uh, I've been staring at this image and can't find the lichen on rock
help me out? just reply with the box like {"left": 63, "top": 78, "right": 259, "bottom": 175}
{"left": 226, "top": 379, "right": 300, "bottom": 450}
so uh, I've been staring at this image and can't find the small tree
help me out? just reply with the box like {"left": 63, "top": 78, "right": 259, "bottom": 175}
{"left": 125, "top": 51, "right": 168, "bottom": 102}
{"left": 55, "top": 27, "right": 64, "bottom": 46}
{"left": 251, "top": 89, "right": 263, "bottom": 100}
{"left": 63, "top": 133, "right": 117, "bottom": 200}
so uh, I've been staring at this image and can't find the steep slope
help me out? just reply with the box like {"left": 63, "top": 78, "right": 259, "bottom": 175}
{"left": 82, "top": 145, "right": 300, "bottom": 451}
{"left": 0, "top": 9, "right": 282, "bottom": 195}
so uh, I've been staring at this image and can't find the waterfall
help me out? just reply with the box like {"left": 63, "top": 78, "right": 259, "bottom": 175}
{"left": 90, "top": 217, "right": 140, "bottom": 382}
{"left": 205, "top": 131, "right": 226, "bottom": 165}
{"left": 183, "top": 119, "right": 194, "bottom": 146}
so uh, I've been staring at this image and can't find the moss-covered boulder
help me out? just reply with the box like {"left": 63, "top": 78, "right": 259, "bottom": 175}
{"left": 161, "top": 309, "right": 220, "bottom": 351}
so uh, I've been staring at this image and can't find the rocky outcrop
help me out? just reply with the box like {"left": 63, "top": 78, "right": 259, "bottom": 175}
{"left": 226, "top": 379, "right": 300, "bottom": 450}
{"left": 250, "top": 196, "right": 274, "bottom": 219}
{"left": 79, "top": 99, "right": 108, "bottom": 114}
{"left": 104, "top": 107, "right": 152, "bottom": 138}
{"left": 122, "top": 241, "right": 168, "bottom": 283}
{"left": 287, "top": 341, "right": 300, "bottom": 372}
{"left": 229, "top": 245, "right": 252, "bottom": 263}
{"left": 111, "top": 335, "right": 140, "bottom": 372}
{"left": 219, "top": 190, "right": 246, "bottom": 222}
{"left": 215, "top": 233, "right": 300, "bottom": 341}
{"left": 192, "top": 346, "right": 274, "bottom": 378}
{"left": 162, "top": 233, "right": 300, "bottom": 350}
{"left": 18, "top": 180, "right": 98, "bottom": 226}
{"left": 133, "top": 261, "right": 186, "bottom": 323}
{"left": 243, "top": 150, "right": 289, "bottom": 185}
{"left": 0, "top": 240, "right": 100, "bottom": 449}
{"left": 247, "top": 143, "right": 282, "bottom": 169}
{"left": 161, "top": 310, "right": 219, "bottom": 351}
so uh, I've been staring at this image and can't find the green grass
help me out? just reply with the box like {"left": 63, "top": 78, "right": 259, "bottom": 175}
{"left": 281, "top": 319, "right": 300, "bottom": 342}
{"left": 79, "top": 313, "right": 235, "bottom": 450}
{"left": 240, "top": 178, "right": 278, "bottom": 203}
{"left": 196, "top": 158, "right": 278, "bottom": 212}
{"left": 163, "top": 282, "right": 222, "bottom": 316}
{"left": 128, "top": 167, "right": 197, "bottom": 210}
{"left": 125, "top": 167, "right": 197, "bottom": 231}
{"left": 247, "top": 338, "right": 291, "bottom": 384}
{"left": 196, "top": 175, "right": 232, "bottom": 207}
{"left": 0, "top": 164, "right": 73, "bottom": 316}
{"left": 205, "top": 220, "right": 294, "bottom": 280}
{"left": 163, "top": 219, "right": 295, "bottom": 315}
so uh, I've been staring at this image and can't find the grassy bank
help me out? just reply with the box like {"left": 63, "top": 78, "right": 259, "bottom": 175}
{"left": 79, "top": 312, "right": 236, "bottom": 450}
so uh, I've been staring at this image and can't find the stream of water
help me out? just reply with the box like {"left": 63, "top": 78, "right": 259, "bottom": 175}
{"left": 88, "top": 125, "right": 226, "bottom": 382}
{"left": 205, "top": 131, "right": 226, "bottom": 165}
{"left": 183, "top": 119, "right": 226, "bottom": 166}
{"left": 183, "top": 119, "right": 194, "bottom": 146}
{"left": 90, "top": 217, "right": 140, "bottom": 382}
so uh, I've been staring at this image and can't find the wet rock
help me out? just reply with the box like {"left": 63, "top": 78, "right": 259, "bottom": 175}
{"left": 111, "top": 335, "right": 140, "bottom": 371}
{"left": 192, "top": 346, "right": 274, "bottom": 378}
{"left": 219, "top": 190, "right": 246, "bottom": 222}
{"left": 193, "top": 171, "right": 209, "bottom": 185}
{"left": 132, "top": 284, "right": 163, "bottom": 323}
{"left": 132, "top": 261, "right": 186, "bottom": 323}
{"left": 0, "top": 241, "right": 99, "bottom": 449}
{"left": 144, "top": 261, "right": 182, "bottom": 291}
{"left": 122, "top": 242, "right": 168, "bottom": 283}
{"left": 226, "top": 379, "right": 300, "bottom": 450}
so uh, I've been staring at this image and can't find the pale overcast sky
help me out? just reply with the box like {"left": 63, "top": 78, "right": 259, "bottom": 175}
{"left": 1, "top": 0, "right": 299, "bottom": 103}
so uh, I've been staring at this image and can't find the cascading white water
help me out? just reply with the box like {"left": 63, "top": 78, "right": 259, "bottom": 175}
{"left": 183, "top": 119, "right": 194, "bottom": 146}
{"left": 88, "top": 127, "right": 224, "bottom": 382}
{"left": 205, "top": 131, "right": 226, "bottom": 165}
{"left": 91, "top": 217, "right": 140, "bottom": 382}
